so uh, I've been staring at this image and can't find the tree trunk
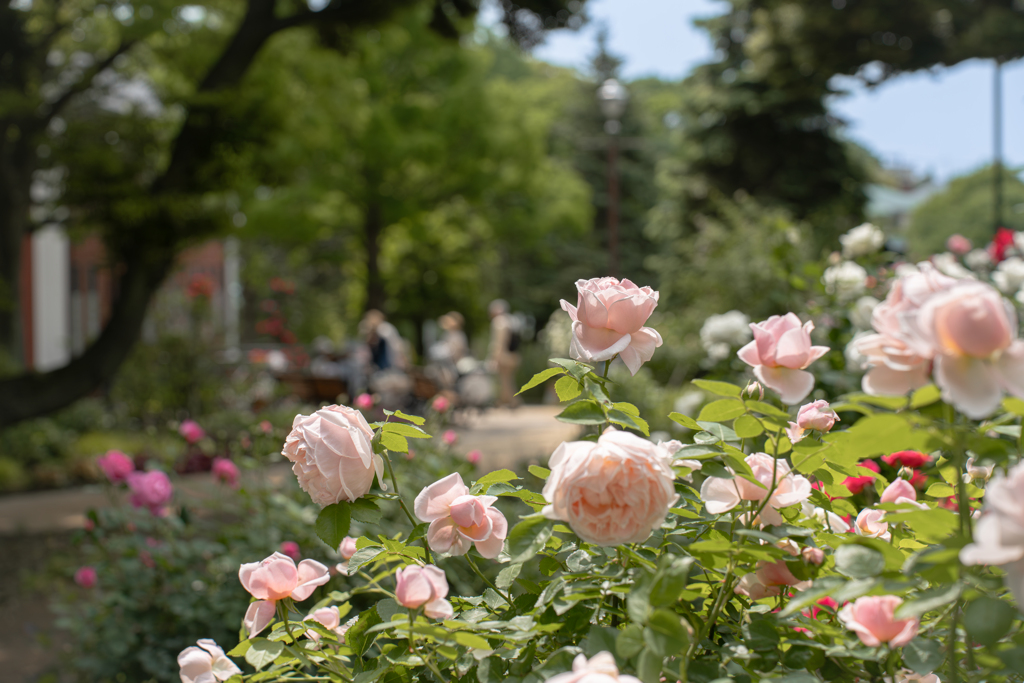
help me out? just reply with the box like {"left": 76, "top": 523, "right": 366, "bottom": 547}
{"left": 364, "top": 200, "right": 385, "bottom": 312}
{"left": 0, "top": 135, "right": 33, "bottom": 367}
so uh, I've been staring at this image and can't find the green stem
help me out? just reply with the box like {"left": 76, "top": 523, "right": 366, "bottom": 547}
{"left": 947, "top": 604, "right": 961, "bottom": 683}
{"left": 466, "top": 553, "right": 514, "bottom": 608}
{"left": 382, "top": 450, "right": 434, "bottom": 565}
{"left": 603, "top": 359, "right": 611, "bottom": 379}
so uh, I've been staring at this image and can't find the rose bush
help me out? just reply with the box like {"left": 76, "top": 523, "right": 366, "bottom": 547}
{"left": 163, "top": 262, "right": 1024, "bottom": 683}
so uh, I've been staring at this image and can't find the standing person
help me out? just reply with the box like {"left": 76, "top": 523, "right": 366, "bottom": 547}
{"left": 488, "top": 299, "right": 520, "bottom": 408}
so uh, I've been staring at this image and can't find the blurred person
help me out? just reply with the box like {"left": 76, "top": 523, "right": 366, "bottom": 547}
{"left": 360, "top": 309, "right": 412, "bottom": 407}
{"left": 488, "top": 299, "right": 521, "bottom": 408}
{"left": 438, "top": 312, "right": 469, "bottom": 362}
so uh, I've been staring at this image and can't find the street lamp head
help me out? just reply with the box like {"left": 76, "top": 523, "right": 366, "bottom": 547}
{"left": 597, "top": 78, "right": 629, "bottom": 121}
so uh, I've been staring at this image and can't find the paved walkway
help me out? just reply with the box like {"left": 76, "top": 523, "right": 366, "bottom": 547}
{"left": 0, "top": 405, "right": 578, "bottom": 536}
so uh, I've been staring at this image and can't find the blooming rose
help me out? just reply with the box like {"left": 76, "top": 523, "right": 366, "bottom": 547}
{"left": 339, "top": 536, "right": 358, "bottom": 561}
{"left": 546, "top": 652, "right": 641, "bottom": 683}
{"left": 74, "top": 566, "right": 97, "bottom": 588}
{"left": 127, "top": 471, "right": 173, "bottom": 516}
{"left": 965, "top": 456, "right": 994, "bottom": 481}
{"left": 304, "top": 606, "right": 349, "bottom": 643}
{"left": 786, "top": 400, "right": 839, "bottom": 443}
{"left": 700, "top": 310, "right": 752, "bottom": 362}
{"left": 882, "top": 451, "right": 930, "bottom": 469}
{"left": 542, "top": 429, "right": 677, "bottom": 546}
{"left": 989, "top": 227, "right": 1017, "bottom": 262}
{"left": 880, "top": 479, "right": 918, "bottom": 506}
{"left": 802, "top": 547, "right": 825, "bottom": 565}
{"left": 211, "top": 458, "right": 240, "bottom": 488}
{"left": 737, "top": 313, "right": 829, "bottom": 404}
{"left": 395, "top": 565, "right": 453, "bottom": 619}
{"left": 177, "top": 639, "right": 241, "bottom": 683}
{"left": 947, "top": 234, "right": 972, "bottom": 255}
{"left": 559, "top": 277, "right": 663, "bottom": 376}
{"left": 466, "top": 450, "right": 481, "bottom": 464}
{"left": 280, "top": 541, "right": 301, "bottom": 560}
{"left": 441, "top": 429, "right": 458, "bottom": 446}
{"left": 700, "top": 453, "right": 812, "bottom": 526}
{"left": 840, "top": 222, "right": 886, "bottom": 258}
{"left": 993, "top": 256, "right": 1024, "bottom": 295}
{"left": 914, "top": 280, "right": 1024, "bottom": 418}
{"left": 431, "top": 395, "right": 451, "bottom": 412}
{"left": 802, "top": 502, "right": 851, "bottom": 533}
{"left": 97, "top": 450, "right": 134, "bottom": 483}
{"left": 838, "top": 595, "right": 919, "bottom": 647}
{"left": 823, "top": 261, "right": 869, "bottom": 302}
{"left": 960, "top": 461, "right": 1024, "bottom": 605}
{"left": 414, "top": 473, "right": 508, "bottom": 558}
{"left": 854, "top": 509, "right": 891, "bottom": 541}
{"left": 353, "top": 393, "right": 374, "bottom": 410}
{"left": 282, "top": 404, "right": 384, "bottom": 506}
{"left": 239, "top": 552, "right": 330, "bottom": 637}
{"left": 843, "top": 460, "right": 879, "bottom": 495}
{"left": 179, "top": 419, "right": 206, "bottom": 444}
{"left": 966, "top": 248, "right": 992, "bottom": 271}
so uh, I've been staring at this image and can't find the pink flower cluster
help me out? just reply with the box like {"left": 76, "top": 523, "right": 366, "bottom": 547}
{"left": 855, "top": 264, "right": 1024, "bottom": 418}
{"left": 700, "top": 453, "right": 812, "bottom": 526}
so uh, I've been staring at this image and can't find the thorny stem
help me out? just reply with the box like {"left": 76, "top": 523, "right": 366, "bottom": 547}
{"left": 382, "top": 450, "right": 433, "bottom": 565}
{"left": 466, "top": 552, "right": 514, "bottom": 608}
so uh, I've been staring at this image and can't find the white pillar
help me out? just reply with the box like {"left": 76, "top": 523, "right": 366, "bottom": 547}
{"left": 223, "top": 236, "right": 242, "bottom": 360}
{"left": 31, "top": 225, "right": 70, "bottom": 371}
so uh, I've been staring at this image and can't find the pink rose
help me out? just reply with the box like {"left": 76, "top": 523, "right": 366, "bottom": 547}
{"left": 259, "top": 420, "right": 273, "bottom": 434}
{"left": 960, "top": 461, "right": 1024, "bottom": 605}
{"left": 339, "top": 536, "right": 358, "bottom": 561}
{"left": 442, "top": 429, "right": 458, "bottom": 446}
{"left": 756, "top": 559, "right": 805, "bottom": 588}
{"left": 177, "top": 639, "right": 241, "bottom": 683}
{"left": 542, "top": 429, "right": 678, "bottom": 546}
{"left": 280, "top": 541, "right": 301, "bottom": 560}
{"left": 239, "top": 552, "right": 330, "bottom": 637}
{"left": 838, "top": 595, "right": 919, "bottom": 647}
{"left": 466, "top": 450, "right": 481, "bottom": 464}
{"left": 700, "top": 453, "right": 812, "bottom": 526}
{"left": 802, "top": 547, "right": 825, "bottom": 565}
{"left": 854, "top": 508, "right": 891, "bottom": 541}
{"left": 354, "top": 393, "right": 374, "bottom": 411}
{"left": 880, "top": 479, "right": 918, "bottom": 505}
{"left": 414, "top": 473, "right": 508, "bottom": 559}
{"left": 914, "top": 281, "right": 1024, "bottom": 418}
{"left": 211, "top": 458, "right": 240, "bottom": 488}
{"left": 304, "top": 606, "right": 348, "bottom": 643}
{"left": 97, "top": 450, "right": 134, "bottom": 483}
{"left": 947, "top": 234, "right": 972, "bottom": 255}
{"left": 127, "top": 471, "right": 173, "bottom": 516}
{"left": 737, "top": 313, "right": 829, "bottom": 404}
{"left": 282, "top": 404, "right": 384, "bottom": 506}
{"left": 74, "top": 566, "right": 97, "bottom": 588}
{"left": 559, "top": 277, "right": 663, "bottom": 376}
{"left": 179, "top": 420, "right": 206, "bottom": 444}
{"left": 431, "top": 395, "right": 451, "bottom": 413}
{"left": 545, "top": 652, "right": 642, "bottom": 683}
{"left": 394, "top": 564, "right": 453, "bottom": 619}
{"left": 786, "top": 400, "right": 839, "bottom": 443}
{"left": 734, "top": 572, "right": 780, "bottom": 600}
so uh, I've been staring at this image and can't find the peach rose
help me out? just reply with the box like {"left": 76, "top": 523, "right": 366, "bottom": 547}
{"left": 414, "top": 473, "right": 508, "bottom": 559}
{"left": 838, "top": 595, "right": 919, "bottom": 647}
{"left": 304, "top": 606, "right": 348, "bottom": 643}
{"left": 546, "top": 652, "right": 641, "bottom": 683}
{"left": 542, "top": 429, "right": 678, "bottom": 546}
{"left": 854, "top": 509, "right": 891, "bottom": 541}
{"left": 559, "top": 277, "right": 663, "bottom": 375}
{"left": 786, "top": 400, "right": 839, "bottom": 443}
{"left": 737, "top": 313, "right": 829, "bottom": 404}
{"left": 700, "top": 453, "right": 812, "bottom": 526}
{"left": 395, "top": 565, "right": 453, "bottom": 619}
{"left": 177, "top": 639, "right": 241, "bottom": 683}
{"left": 238, "top": 552, "right": 330, "bottom": 637}
{"left": 282, "top": 404, "right": 384, "bottom": 506}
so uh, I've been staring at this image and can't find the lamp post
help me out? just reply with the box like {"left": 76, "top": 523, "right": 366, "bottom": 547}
{"left": 597, "top": 78, "right": 628, "bottom": 276}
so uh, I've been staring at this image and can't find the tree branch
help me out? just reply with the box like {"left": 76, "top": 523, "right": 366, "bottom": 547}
{"left": 37, "top": 40, "right": 137, "bottom": 129}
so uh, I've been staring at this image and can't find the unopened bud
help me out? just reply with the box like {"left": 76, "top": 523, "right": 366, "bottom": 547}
{"left": 744, "top": 381, "right": 764, "bottom": 401}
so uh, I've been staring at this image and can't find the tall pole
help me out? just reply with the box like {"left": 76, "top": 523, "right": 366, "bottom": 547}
{"left": 607, "top": 133, "right": 619, "bottom": 277}
{"left": 995, "top": 59, "right": 1004, "bottom": 232}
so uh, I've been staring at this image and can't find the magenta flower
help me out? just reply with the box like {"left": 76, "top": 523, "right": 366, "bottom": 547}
{"left": 179, "top": 420, "right": 206, "bottom": 444}
{"left": 211, "top": 458, "right": 240, "bottom": 488}
{"left": 74, "top": 566, "right": 97, "bottom": 588}
{"left": 127, "top": 471, "right": 173, "bottom": 516}
{"left": 97, "top": 450, "right": 134, "bottom": 483}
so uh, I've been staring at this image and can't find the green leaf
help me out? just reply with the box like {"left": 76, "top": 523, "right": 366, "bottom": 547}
{"left": 834, "top": 544, "right": 885, "bottom": 579}
{"left": 554, "top": 376, "right": 582, "bottom": 402}
{"left": 517, "top": 367, "right": 565, "bottom": 395}
{"left": 649, "top": 556, "right": 694, "bottom": 607}
{"left": 644, "top": 608, "right": 690, "bottom": 656}
{"left": 346, "top": 606, "right": 384, "bottom": 656}
{"left": 902, "top": 638, "right": 945, "bottom": 675}
{"left": 382, "top": 422, "right": 431, "bottom": 438}
{"left": 668, "top": 412, "right": 701, "bottom": 430}
{"left": 496, "top": 563, "right": 522, "bottom": 590}
{"left": 733, "top": 415, "right": 765, "bottom": 438}
{"left": 454, "top": 632, "right": 492, "bottom": 649}
{"left": 742, "top": 617, "right": 780, "bottom": 651}
{"left": 550, "top": 358, "right": 593, "bottom": 380}
{"left": 566, "top": 549, "right": 593, "bottom": 573}
{"left": 529, "top": 465, "right": 550, "bottom": 480}
{"left": 350, "top": 498, "right": 382, "bottom": 525}
{"left": 245, "top": 639, "right": 283, "bottom": 671}
{"left": 380, "top": 431, "right": 408, "bottom": 453}
{"left": 392, "top": 410, "right": 425, "bottom": 425}
{"left": 347, "top": 547, "right": 383, "bottom": 574}
{"left": 745, "top": 401, "right": 792, "bottom": 419}
{"left": 608, "top": 408, "right": 650, "bottom": 436}
{"left": 1003, "top": 396, "right": 1024, "bottom": 416}
{"left": 910, "top": 384, "right": 941, "bottom": 408}
{"left": 556, "top": 399, "right": 607, "bottom": 425}
{"left": 315, "top": 503, "right": 352, "bottom": 549}
{"left": 477, "top": 469, "right": 519, "bottom": 486}
{"left": 925, "top": 482, "right": 955, "bottom": 498}
{"left": 226, "top": 640, "right": 252, "bottom": 657}
{"left": 698, "top": 399, "right": 746, "bottom": 422}
{"left": 637, "top": 648, "right": 663, "bottom": 683}
{"left": 691, "top": 379, "right": 741, "bottom": 397}
{"left": 964, "top": 597, "right": 1017, "bottom": 646}
{"left": 885, "top": 508, "right": 959, "bottom": 544}
{"left": 696, "top": 422, "right": 739, "bottom": 442}
{"left": 507, "top": 516, "right": 553, "bottom": 563}
{"left": 616, "top": 624, "right": 645, "bottom": 659}
{"left": 895, "top": 583, "right": 961, "bottom": 619}
{"left": 612, "top": 402, "right": 642, "bottom": 416}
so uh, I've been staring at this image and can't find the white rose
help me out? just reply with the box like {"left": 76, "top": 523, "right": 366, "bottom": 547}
{"left": 965, "top": 249, "right": 993, "bottom": 271}
{"left": 840, "top": 222, "right": 886, "bottom": 258}
{"left": 993, "top": 256, "right": 1024, "bottom": 295}
{"left": 849, "top": 295, "right": 880, "bottom": 330}
{"left": 932, "top": 253, "right": 974, "bottom": 280}
{"left": 700, "top": 310, "right": 752, "bottom": 350}
{"left": 823, "top": 261, "right": 868, "bottom": 302}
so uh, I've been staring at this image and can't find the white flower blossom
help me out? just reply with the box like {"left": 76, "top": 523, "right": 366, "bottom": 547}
{"left": 992, "top": 256, "right": 1024, "bottom": 295}
{"left": 849, "top": 296, "right": 880, "bottom": 330}
{"left": 965, "top": 249, "right": 993, "bottom": 271}
{"left": 823, "top": 261, "right": 868, "bottom": 302}
{"left": 840, "top": 222, "right": 886, "bottom": 258}
{"left": 932, "top": 253, "right": 974, "bottom": 280}
{"left": 700, "top": 310, "right": 752, "bottom": 361}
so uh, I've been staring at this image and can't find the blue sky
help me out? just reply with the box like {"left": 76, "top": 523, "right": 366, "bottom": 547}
{"left": 529, "top": 0, "right": 1024, "bottom": 182}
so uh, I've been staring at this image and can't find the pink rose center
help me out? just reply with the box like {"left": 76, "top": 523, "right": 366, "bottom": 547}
{"left": 449, "top": 496, "right": 486, "bottom": 528}
{"left": 935, "top": 297, "right": 1011, "bottom": 358}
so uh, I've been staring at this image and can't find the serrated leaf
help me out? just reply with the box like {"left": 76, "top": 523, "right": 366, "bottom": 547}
{"left": 350, "top": 498, "right": 382, "bottom": 525}
{"left": 529, "top": 465, "right": 550, "bottom": 480}
{"left": 698, "top": 399, "right": 746, "bottom": 422}
{"left": 555, "top": 376, "right": 582, "bottom": 402}
{"left": 669, "top": 412, "right": 701, "bottom": 430}
{"left": 245, "top": 639, "right": 283, "bottom": 671}
{"left": 315, "top": 503, "right": 351, "bottom": 549}
{"left": 609, "top": 408, "right": 650, "bottom": 435}
{"left": 496, "top": 563, "right": 522, "bottom": 590}
{"left": 895, "top": 583, "right": 961, "bottom": 619}
{"left": 380, "top": 431, "right": 408, "bottom": 453}
{"left": 697, "top": 421, "right": 739, "bottom": 442}
{"left": 612, "top": 402, "right": 641, "bottom": 416}
{"left": 226, "top": 640, "right": 252, "bottom": 657}
{"left": 834, "top": 544, "right": 884, "bottom": 579}
{"left": 691, "top": 379, "right": 741, "bottom": 397}
{"left": 550, "top": 358, "right": 593, "bottom": 380}
{"left": 910, "top": 384, "right": 941, "bottom": 408}
{"left": 744, "top": 401, "right": 791, "bottom": 419}
{"left": 733, "top": 414, "right": 764, "bottom": 438}
{"left": 477, "top": 469, "right": 519, "bottom": 486}
{"left": 393, "top": 410, "right": 425, "bottom": 425}
{"left": 455, "top": 631, "right": 492, "bottom": 649}
{"left": 903, "top": 638, "right": 944, "bottom": 675}
{"left": 382, "top": 422, "right": 431, "bottom": 438}
{"left": 347, "top": 547, "right": 383, "bottom": 574}
{"left": 507, "top": 516, "right": 553, "bottom": 563}
{"left": 556, "top": 399, "right": 606, "bottom": 425}
{"left": 617, "top": 624, "right": 644, "bottom": 659}
{"left": 517, "top": 367, "right": 565, "bottom": 395}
